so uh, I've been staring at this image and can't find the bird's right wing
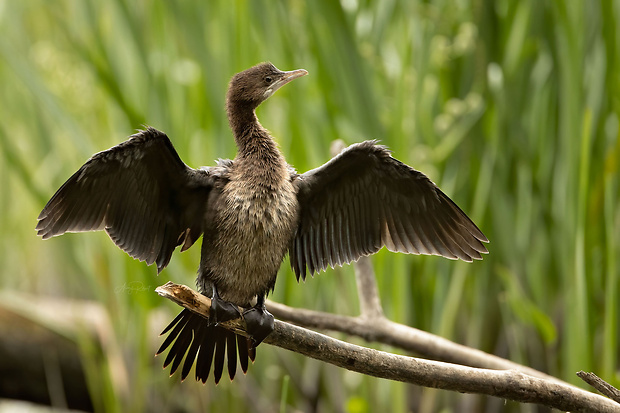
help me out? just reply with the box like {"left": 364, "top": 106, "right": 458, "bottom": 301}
{"left": 36, "top": 127, "right": 216, "bottom": 272}
{"left": 290, "top": 141, "right": 488, "bottom": 281}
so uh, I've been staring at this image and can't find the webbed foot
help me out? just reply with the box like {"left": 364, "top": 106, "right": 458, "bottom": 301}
{"left": 209, "top": 286, "right": 241, "bottom": 326}
{"left": 243, "top": 296, "right": 275, "bottom": 348}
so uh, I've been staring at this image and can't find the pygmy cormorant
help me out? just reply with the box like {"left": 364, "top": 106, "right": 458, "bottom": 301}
{"left": 36, "top": 62, "right": 488, "bottom": 384}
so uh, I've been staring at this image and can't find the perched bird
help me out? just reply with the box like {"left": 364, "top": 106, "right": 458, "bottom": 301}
{"left": 36, "top": 62, "right": 488, "bottom": 384}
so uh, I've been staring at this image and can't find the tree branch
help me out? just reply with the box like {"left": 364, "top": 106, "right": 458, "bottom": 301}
{"left": 155, "top": 282, "right": 620, "bottom": 413}
{"left": 265, "top": 299, "right": 563, "bottom": 383}
{"left": 267, "top": 254, "right": 562, "bottom": 384}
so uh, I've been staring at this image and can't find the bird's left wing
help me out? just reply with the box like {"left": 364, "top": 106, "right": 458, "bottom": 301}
{"left": 36, "top": 127, "right": 215, "bottom": 272}
{"left": 290, "top": 141, "right": 488, "bottom": 281}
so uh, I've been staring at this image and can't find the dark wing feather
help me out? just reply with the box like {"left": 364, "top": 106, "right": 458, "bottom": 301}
{"left": 36, "top": 127, "right": 214, "bottom": 273}
{"left": 291, "top": 141, "right": 488, "bottom": 280}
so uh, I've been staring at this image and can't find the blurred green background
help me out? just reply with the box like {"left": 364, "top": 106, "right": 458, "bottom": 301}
{"left": 1, "top": 0, "right": 618, "bottom": 412}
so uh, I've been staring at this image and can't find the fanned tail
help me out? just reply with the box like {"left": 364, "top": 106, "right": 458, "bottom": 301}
{"left": 156, "top": 308, "right": 255, "bottom": 384}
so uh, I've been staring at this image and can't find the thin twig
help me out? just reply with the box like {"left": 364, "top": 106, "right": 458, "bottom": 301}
{"left": 353, "top": 256, "right": 384, "bottom": 318}
{"left": 578, "top": 371, "right": 620, "bottom": 404}
{"left": 156, "top": 282, "right": 620, "bottom": 413}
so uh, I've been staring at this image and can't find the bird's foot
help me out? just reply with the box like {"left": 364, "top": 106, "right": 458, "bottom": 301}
{"left": 243, "top": 305, "right": 275, "bottom": 348}
{"left": 209, "top": 293, "right": 241, "bottom": 326}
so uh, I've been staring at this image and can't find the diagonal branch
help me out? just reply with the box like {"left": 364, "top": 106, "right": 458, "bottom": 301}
{"left": 265, "top": 299, "right": 563, "bottom": 384}
{"left": 156, "top": 282, "right": 620, "bottom": 413}
{"left": 277, "top": 253, "right": 561, "bottom": 383}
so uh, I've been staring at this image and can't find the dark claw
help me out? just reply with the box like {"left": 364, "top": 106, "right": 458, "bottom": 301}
{"left": 243, "top": 306, "right": 275, "bottom": 348}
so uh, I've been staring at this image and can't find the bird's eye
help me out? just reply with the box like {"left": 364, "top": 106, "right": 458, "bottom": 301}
{"left": 265, "top": 76, "right": 272, "bottom": 83}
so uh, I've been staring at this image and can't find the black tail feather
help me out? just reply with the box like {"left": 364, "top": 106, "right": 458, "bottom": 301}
{"left": 213, "top": 331, "right": 226, "bottom": 383}
{"left": 181, "top": 322, "right": 205, "bottom": 380}
{"left": 160, "top": 307, "right": 187, "bottom": 335}
{"left": 167, "top": 322, "right": 193, "bottom": 375}
{"left": 157, "top": 309, "right": 254, "bottom": 384}
{"left": 195, "top": 326, "right": 216, "bottom": 384}
{"left": 249, "top": 343, "right": 256, "bottom": 362}
{"left": 157, "top": 313, "right": 190, "bottom": 360}
{"left": 237, "top": 334, "right": 250, "bottom": 373}
{"left": 226, "top": 332, "right": 237, "bottom": 380}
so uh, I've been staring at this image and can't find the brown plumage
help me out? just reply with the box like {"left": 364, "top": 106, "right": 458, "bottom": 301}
{"left": 36, "top": 62, "right": 488, "bottom": 384}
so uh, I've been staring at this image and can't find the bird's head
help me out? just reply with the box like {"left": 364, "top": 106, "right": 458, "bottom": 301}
{"left": 226, "top": 62, "right": 308, "bottom": 109}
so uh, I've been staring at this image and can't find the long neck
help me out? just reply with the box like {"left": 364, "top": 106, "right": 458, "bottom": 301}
{"left": 227, "top": 100, "right": 286, "bottom": 174}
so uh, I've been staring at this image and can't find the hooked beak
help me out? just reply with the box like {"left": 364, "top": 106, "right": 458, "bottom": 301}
{"left": 264, "top": 68, "right": 308, "bottom": 99}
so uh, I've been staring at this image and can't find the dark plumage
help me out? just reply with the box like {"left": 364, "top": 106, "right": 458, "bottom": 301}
{"left": 36, "top": 62, "right": 488, "bottom": 384}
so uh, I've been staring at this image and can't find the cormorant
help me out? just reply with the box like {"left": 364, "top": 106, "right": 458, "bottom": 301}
{"left": 36, "top": 62, "right": 488, "bottom": 384}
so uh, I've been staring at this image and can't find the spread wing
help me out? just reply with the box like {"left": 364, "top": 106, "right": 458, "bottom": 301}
{"left": 36, "top": 127, "right": 214, "bottom": 272}
{"left": 290, "top": 141, "right": 488, "bottom": 281}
